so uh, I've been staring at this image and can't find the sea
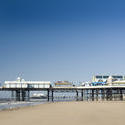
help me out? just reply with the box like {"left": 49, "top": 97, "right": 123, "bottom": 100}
{"left": 0, "top": 90, "right": 81, "bottom": 110}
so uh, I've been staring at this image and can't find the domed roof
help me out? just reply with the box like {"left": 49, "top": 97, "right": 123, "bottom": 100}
{"left": 17, "top": 77, "right": 21, "bottom": 82}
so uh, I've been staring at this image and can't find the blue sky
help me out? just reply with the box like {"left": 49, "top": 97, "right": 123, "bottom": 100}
{"left": 0, "top": 0, "right": 125, "bottom": 82}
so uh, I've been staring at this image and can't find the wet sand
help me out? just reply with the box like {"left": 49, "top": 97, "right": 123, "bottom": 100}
{"left": 0, "top": 101, "right": 125, "bottom": 125}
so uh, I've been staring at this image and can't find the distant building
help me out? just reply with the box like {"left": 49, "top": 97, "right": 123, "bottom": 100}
{"left": 54, "top": 81, "right": 72, "bottom": 87}
{"left": 92, "top": 75, "right": 125, "bottom": 86}
{"left": 4, "top": 77, "right": 51, "bottom": 88}
{"left": 92, "top": 75, "right": 125, "bottom": 83}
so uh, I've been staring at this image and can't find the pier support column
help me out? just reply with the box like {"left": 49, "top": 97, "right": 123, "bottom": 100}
{"left": 110, "top": 89, "right": 113, "bottom": 101}
{"left": 47, "top": 89, "right": 50, "bottom": 102}
{"left": 117, "top": 89, "right": 119, "bottom": 100}
{"left": 22, "top": 90, "right": 26, "bottom": 101}
{"left": 120, "top": 89, "right": 123, "bottom": 101}
{"left": 92, "top": 89, "right": 94, "bottom": 101}
{"left": 52, "top": 90, "right": 54, "bottom": 102}
{"left": 106, "top": 89, "right": 109, "bottom": 101}
{"left": 106, "top": 89, "right": 112, "bottom": 101}
{"left": 11, "top": 91, "right": 15, "bottom": 101}
{"left": 96, "top": 89, "right": 98, "bottom": 101}
{"left": 76, "top": 90, "right": 78, "bottom": 101}
{"left": 113, "top": 89, "right": 117, "bottom": 101}
{"left": 27, "top": 90, "right": 30, "bottom": 101}
{"left": 86, "top": 90, "right": 89, "bottom": 101}
{"left": 16, "top": 90, "right": 20, "bottom": 101}
{"left": 101, "top": 89, "right": 105, "bottom": 101}
{"left": 81, "top": 90, "right": 83, "bottom": 101}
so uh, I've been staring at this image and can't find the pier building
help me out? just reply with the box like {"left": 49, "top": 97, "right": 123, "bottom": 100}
{"left": 92, "top": 75, "right": 125, "bottom": 83}
{"left": 54, "top": 81, "right": 72, "bottom": 87}
{"left": 92, "top": 75, "right": 125, "bottom": 85}
{"left": 4, "top": 77, "right": 51, "bottom": 88}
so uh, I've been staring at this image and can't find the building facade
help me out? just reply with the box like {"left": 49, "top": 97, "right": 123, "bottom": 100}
{"left": 4, "top": 77, "right": 51, "bottom": 88}
{"left": 92, "top": 75, "right": 125, "bottom": 83}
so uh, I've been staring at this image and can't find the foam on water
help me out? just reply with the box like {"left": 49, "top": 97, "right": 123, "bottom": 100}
{"left": 0, "top": 101, "right": 47, "bottom": 110}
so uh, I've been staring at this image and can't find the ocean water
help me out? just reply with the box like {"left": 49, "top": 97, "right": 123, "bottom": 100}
{"left": 0, "top": 101, "right": 47, "bottom": 110}
{"left": 0, "top": 91, "right": 80, "bottom": 100}
{"left": 0, "top": 90, "right": 81, "bottom": 110}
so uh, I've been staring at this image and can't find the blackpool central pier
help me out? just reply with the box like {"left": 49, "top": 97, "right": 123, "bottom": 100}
{"left": 1, "top": 76, "right": 125, "bottom": 102}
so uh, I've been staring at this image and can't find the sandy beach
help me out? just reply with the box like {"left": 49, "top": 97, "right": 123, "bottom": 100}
{"left": 0, "top": 101, "right": 125, "bottom": 125}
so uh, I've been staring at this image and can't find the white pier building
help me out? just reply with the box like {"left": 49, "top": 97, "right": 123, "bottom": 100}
{"left": 4, "top": 77, "right": 51, "bottom": 88}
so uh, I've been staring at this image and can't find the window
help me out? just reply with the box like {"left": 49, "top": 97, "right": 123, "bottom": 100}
{"left": 103, "top": 76, "right": 109, "bottom": 79}
{"left": 96, "top": 76, "right": 102, "bottom": 79}
{"left": 112, "top": 76, "right": 123, "bottom": 79}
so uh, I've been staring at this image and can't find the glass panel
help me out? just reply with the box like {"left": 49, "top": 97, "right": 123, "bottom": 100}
{"left": 96, "top": 76, "right": 102, "bottom": 79}
{"left": 103, "top": 76, "right": 109, "bottom": 79}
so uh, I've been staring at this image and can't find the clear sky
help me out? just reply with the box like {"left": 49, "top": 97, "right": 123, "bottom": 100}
{"left": 0, "top": 0, "right": 125, "bottom": 82}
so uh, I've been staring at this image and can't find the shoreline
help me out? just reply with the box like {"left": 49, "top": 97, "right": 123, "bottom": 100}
{"left": 0, "top": 101, "right": 48, "bottom": 111}
{"left": 0, "top": 100, "right": 125, "bottom": 112}
{"left": 0, "top": 101, "right": 125, "bottom": 125}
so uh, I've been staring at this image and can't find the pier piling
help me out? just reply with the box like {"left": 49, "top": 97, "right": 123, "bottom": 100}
{"left": 120, "top": 89, "right": 123, "bottom": 101}
{"left": 16, "top": 90, "right": 20, "bottom": 101}
{"left": 92, "top": 89, "right": 94, "bottom": 101}
{"left": 96, "top": 89, "right": 98, "bottom": 101}
{"left": 11, "top": 90, "right": 14, "bottom": 100}
{"left": 47, "top": 89, "right": 50, "bottom": 101}
{"left": 52, "top": 90, "right": 54, "bottom": 102}
{"left": 76, "top": 90, "right": 78, "bottom": 101}
{"left": 81, "top": 90, "right": 83, "bottom": 101}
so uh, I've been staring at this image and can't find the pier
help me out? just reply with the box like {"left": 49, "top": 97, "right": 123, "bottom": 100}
{"left": 0, "top": 86, "right": 125, "bottom": 102}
